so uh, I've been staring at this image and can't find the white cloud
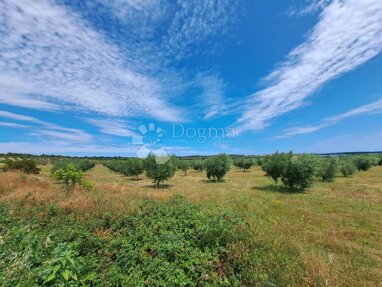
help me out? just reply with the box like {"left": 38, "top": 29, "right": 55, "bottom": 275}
{"left": 87, "top": 118, "right": 135, "bottom": 137}
{"left": 0, "top": 110, "right": 93, "bottom": 142}
{"left": 277, "top": 98, "right": 382, "bottom": 138}
{"left": 0, "top": 122, "right": 29, "bottom": 129}
{"left": 0, "top": 0, "right": 182, "bottom": 122}
{"left": 288, "top": 0, "right": 332, "bottom": 16}
{"left": 236, "top": 0, "right": 382, "bottom": 133}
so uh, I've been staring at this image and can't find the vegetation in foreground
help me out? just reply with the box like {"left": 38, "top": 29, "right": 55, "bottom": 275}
{"left": 0, "top": 153, "right": 381, "bottom": 286}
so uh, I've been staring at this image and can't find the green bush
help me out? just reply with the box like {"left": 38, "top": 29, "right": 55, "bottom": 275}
{"left": 205, "top": 154, "right": 231, "bottom": 181}
{"left": 178, "top": 160, "right": 190, "bottom": 175}
{"left": 317, "top": 157, "right": 338, "bottom": 182}
{"left": 340, "top": 158, "right": 357, "bottom": 177}
{"left": 233, "top": 157, "right": 254, "bottom": 171}
{"left": 51, "top": 159, "right": 95, "bottom": 174}
{"left": 353, "top": 156, "right": 374, "bottom": 171}
{"left": 261, "top": 152, "right": 292, "bottom": 183}
{"left": 281, "top": 154, "right": 316, "bottom": 192}
{"left": 2, "top": 159, "right": 40, "bottom": 174}
{"left": 378, "top": 157, "right": 382, "bottom": 166}
{"left": 53, "top": 164, "right": 92, "bottom": 189}
{"left": 144, "top": 154, "right": 177, "bottom": 188}
{"left": 192, "top": 160, "right": 205, "bottom": 172}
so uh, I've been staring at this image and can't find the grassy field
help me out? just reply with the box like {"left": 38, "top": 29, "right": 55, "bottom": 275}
{"left": 1, "top": 164, "right": 381, "bottom": 286}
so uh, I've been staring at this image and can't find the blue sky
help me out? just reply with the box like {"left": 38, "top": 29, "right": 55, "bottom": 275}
{"left": 0, "top": 0, "right": 382, "bottom": 156}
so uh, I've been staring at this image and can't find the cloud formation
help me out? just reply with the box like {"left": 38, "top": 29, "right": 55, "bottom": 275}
{"left": 0, "top": 0, "right": 182, "bottom": 122}
{"left": 277, "top": 98, "right": 382, "bottom": 138}
{"left": 237, "top": 0, "right": 382, "bottom": 133}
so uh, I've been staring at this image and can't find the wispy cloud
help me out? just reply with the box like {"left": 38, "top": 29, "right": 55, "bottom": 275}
{"left": 236, "top": 0, "right": 382, "bottom": 133}
{"left": 288, "top": 0, "right": 331, "bottom": 17}
{"left": 0, "top": 110, "right": 93, "bottom": 142}
{"left": 0, "top": 122, "right": 29, "bottom": 129}
{"left": 87, "top": 118, "right": 135, "bottom": 137}
{"left": 0, "top": 0, "right": 182, "bottom": 122}
{"left": 276, "top": 98, "right": 382, "bottom": 138}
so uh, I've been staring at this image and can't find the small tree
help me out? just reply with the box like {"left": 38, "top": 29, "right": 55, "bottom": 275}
{"left": 234, "top": 158, "right": 254, "bottom": 172}
{"left": 53, "top": 164, "right": 84, "bottom": 187}
{"left": 353, "top": 156, "right": 374, "bottom": 171}
{"left": 281, "top": 154, "right": 316, "bottom": 192}
{"left": 3, "top": 159, "right": 40, "bottom": 174}
{"left": 144, "top": 154, "right": 177, "bottom": 188}
{"left": 261, "top": 152, "right": 292, "bottom": 183}
{"left": 379, "top": 157, "right": 382, "bottom": 166}
{"left": 317, "top": 157, "right": 338, "bottom": 182}
{"left": 340, "top": 158, "right": 357, "bottom": 177}
{"left": 192, "top": 160, "right": 205, "bottom": 172}
{"left": 127, "top": 158, "right": 145, "bottom": 179}
{"left": 205, "top": 154, "right": 231, "bottom": 181}
{"left": 178, "top": 160, "right": 190, "bottom": 176}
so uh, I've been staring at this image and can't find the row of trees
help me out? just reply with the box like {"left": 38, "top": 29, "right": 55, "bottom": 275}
{"left": 51, "top": 159, "right": 95, "bottom": 174}
{"left": 261, "top": 152, "right": 381, "bottom": 191}
{"left": 1, "top": 159, "right": 40, "bottom": 174}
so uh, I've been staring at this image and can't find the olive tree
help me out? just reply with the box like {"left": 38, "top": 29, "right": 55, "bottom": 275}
{"left": 233, "top": 158, "right": 254, "bottom": 172}
{"left": 317, "top": 157, "right": 338, "bottom": 182}
{"left": 127, "top": 158, "right": 144, "bottom": 179}
{"left": 205, "top": 154, "right": 231, "bottom": 181}
{"left": 280, "top": 154, "right": 316, "bottom": 192}
{"left": 353, "top": 156, "right": 374, "bottom": 171}
{"left": 192, "top": 160, "right": 205, "bottom": 172}
{"left": 144, "top": 154, "right": 177, "bottom": 188}
{"left": 178, "top": 160, "right": 190, "bottom": 176}
{"left": 339, "top": 158, "right": 357, "bottom": 177}
{"left": 261, "top": 152, "right": 292, "bottom": 183}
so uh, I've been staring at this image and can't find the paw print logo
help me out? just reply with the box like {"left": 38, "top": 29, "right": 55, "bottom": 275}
{"left": 132, "top": 123, "right": 169, "bottom": 163}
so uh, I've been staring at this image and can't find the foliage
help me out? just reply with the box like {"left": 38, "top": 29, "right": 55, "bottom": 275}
{"left": 53, "top": 164, "right": 84, "bottom": 187}
{"left": 280, "top": 154, "right": 317, "bottom": 192}
{"left": 317, "top": 157, "right": 338, "bottom": 182}
{"left": 192, "top": 160, "right": 205, "bottom": 172}
{"left": 261, "top": 152, "right": 292, "bottom": 183}
{"left": 51, "top": 159, "right": 95, "bottom": 174}
{"left": 0, "top": 198, "right": 302, "bottom": 286}
{"left": 104, "top": 158, "right": 145, "bottom": 179}
{"left": 205, "top": 154, "right": 231, "bottom": 181}
{"left": 339, "top": 158, "right": 357, "bottom": 177}
{"left": 40, "top": 243, "right": 80, "bottom": 285}
{"left": 178, "top": 160, "right": 191, "bottom": 175}
{"left": 352, "top": 156, "right": 375, "bottom": 171}
{"left": 144, "top": 153, "right": 178, "bottom": 187}
{"left": 233, "top": 157, "right": 254, "bottom": 171}
{"left": 379, "top": 157, "right": 382, "bottom": 166}
{"left": 2, "top": 159, "right": 40, "bottom": 174}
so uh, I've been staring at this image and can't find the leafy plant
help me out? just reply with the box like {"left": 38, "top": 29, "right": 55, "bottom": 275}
{"left": 281, "top": 154, "right": 316, "bottom": 192}
{"left": 261, "top": 152, "right": 292, "bottom": 183}
{"left": 41, "top": 243, "right": 80, "bottom": 285}
{"left": 205, "top": 154, "right": 231, "bottom": 181}
{"left": 178, "top": 160, "right": 190, "bottom": 175}
{"left": 192, "top": 160, "right": 205, "bottom": 172}
{"left": 233, "top": 157, "right": 254, "bottom": 171}
{"left": 317, "top": 157, "right": 338, "bottom": 182}
{"left": 2, "top": 159, "right": 40, "bottom": 174}
{"left": 340, "top": 158, "right": 357, "bottom": 177}
{"left": 144, "top": 153, "right": 177, "bottom": 188}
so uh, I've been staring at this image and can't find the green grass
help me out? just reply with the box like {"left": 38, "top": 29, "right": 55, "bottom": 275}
{"left": 0, "top": 164, "right": 381, "bottom": 286}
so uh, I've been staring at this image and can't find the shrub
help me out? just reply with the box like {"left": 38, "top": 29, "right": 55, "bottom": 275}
{"left": 353, "top": 156, "right": 374, "bottom": 171}
{"left": 261, "top": 152, "right": 292, "bottom": 183}
{"left": 144, "top": 153, "right": 177, "bottom": 188}
{"left": 51, "top": 160, "right": 95, "bottom": 174}
{"left": 317, "top": 157, "right": 338, "bottom": 182}
{"left": 233, "top": 157, "right": 254, "bottom": 172}
{"left": 281, "top": 154, "right": 316, "bottom": 192}
{"left": 126, "top": 158, "right": 144, "bottom": 179}
{"left": 3, "top": 159, "right": 40, "bottom": 174}
{"left": 379, "top": 157, "right": 382, "bottom": 166}
{"left": 205, "top": 154, "right": 231, "bottom": 181}
{"left": 53, "top": 164, "right": 84, "bottom": 187}
{"left": 178, "top": 160, "right": 190, "bottom": 175}
{"left": 192, "top": 160, "right": 205, "bottom": 172}
{"left": 340, "top": 158, "right": 357, "bottom": 177}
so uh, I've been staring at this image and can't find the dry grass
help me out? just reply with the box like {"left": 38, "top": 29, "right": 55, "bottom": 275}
{"left": 0, "top": 164, "right": 381, "bottom": 286}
